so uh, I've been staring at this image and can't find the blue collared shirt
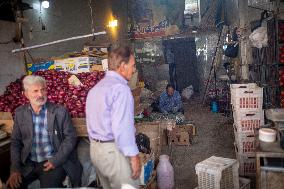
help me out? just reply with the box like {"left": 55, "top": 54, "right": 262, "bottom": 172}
{"left": 159, "top": 91, "right": 182, "bottom": 113}
{"left": 29, "top": 105, "right": 54, "bottom": 162}
{"left": 86, "top": 71, "right": 139, "bottom": 157}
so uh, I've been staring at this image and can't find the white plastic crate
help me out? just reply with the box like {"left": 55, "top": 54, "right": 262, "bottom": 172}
{"left": 233, "top": 125, "right": 256, "bottom": 157}
{"left": 195, "top": 156, "right": 239, "bottom": 189}
{"left": 230, "top": 83, "right": 259, "bottom": 101}
{"left": 236, "top": 154, "right": 256, "bottom": 177}
{"left": 233, "top": 110, "right": 264, "bottom": 135}
{"left": 234, "top": 137, "right": 256, "bottom": 157}
{"left": 230, "top": 83, "right": 263, "bottom": 112}
{"left": 239, "top": 177, "right": 250, "bottom": 189}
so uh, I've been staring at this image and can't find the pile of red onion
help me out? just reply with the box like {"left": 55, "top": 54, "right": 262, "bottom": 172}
{"left": 0, "top": 70, "right": 105, "bottom": 117}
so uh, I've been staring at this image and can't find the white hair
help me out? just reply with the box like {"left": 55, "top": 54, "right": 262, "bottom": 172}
{"left": 22, "top": 75, "right": 46, "bottom": 91}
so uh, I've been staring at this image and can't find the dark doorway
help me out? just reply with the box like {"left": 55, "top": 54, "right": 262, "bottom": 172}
{"left": 163, "top": 37, "right": 199, "bottom": 92}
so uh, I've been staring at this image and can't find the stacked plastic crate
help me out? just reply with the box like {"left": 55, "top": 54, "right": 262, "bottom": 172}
{"left": 230, "top": 83, "right": 264, "bottom": 177}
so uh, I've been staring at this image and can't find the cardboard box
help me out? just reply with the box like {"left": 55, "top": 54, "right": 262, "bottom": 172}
{"left": 101, "top": 59, "right": 108, "bottom": 71}
{"left": 0, "top": 112, "right": 14, "bottom": 134}
{"left": 54, "top": 57, "right": 96, "bottom": 74}
{"left": 27, "top": 61, "right": 55, "bottom": 75}
{"left": 91, "top": 64, "right": 104, "bottom": 72}
{"left": 168, "top": 124, "right": 196, "bottom": 146}
{"left": 134, "top": 95, "right": 140, "bottom": 106}
{"left": 169, "top": 130, "right": 190, "bottom": 146}
{"left": 177, "top": 123, "right": 196, "bottom": 136}
{"left": 135, "top": 104, "right": 144, "bottom": 115}
{"left": 68, "top": 75, "right": 83, "bottom": 86}
{"left": 128, "top": 72, "right": 138, "bottom": 90}
{"left": 132, "top": 87, "right": 142, "bottom": 97}
{"left": 132, "top": 87, "right": 142, "bottom": 114}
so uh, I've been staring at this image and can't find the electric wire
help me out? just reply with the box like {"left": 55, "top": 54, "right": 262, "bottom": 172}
{"left": 88, "top": 0, "right": 95, "bottom": 40}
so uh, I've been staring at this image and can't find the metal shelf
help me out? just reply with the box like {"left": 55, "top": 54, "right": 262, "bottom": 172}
{"left": 252, "top": 63, "right": 283, "bottom": 66}
{"left": 248, "top": 0, "right": 276, "bottom": 12}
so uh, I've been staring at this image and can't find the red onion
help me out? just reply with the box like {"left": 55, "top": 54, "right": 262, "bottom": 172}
{"left": 0, "top": 70, "right": 105, "bottom": 117}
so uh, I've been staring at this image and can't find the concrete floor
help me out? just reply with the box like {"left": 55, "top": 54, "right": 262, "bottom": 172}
{"left": 161, "top": 96, "right": 236, "bottom": 189}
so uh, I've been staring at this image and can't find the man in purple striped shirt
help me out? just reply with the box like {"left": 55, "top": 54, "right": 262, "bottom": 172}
{"left": 86, "top": 46, "right": 141, "bottom": 189}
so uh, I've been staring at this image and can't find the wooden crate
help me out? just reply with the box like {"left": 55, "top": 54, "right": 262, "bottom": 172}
{"left": 135, "top": 121, "right": 168, "bottom": 160}
{"left": 72, "top": 118, "right": 88, "bottom": 137}
{"left": 261, "top": 170, "right": 284, "bottom": 189}
{"left": 0, "top": 112, "right": 88, "bottom": 137}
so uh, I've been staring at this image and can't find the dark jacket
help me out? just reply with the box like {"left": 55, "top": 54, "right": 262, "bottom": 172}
{"left": 10, "top": 102, "right": 82, "bottom": 186}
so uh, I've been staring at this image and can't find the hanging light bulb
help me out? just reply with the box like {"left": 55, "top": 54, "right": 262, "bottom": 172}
{"left": 108, "top": 19, "right": 118, "bottom": 28}
{"left": 42, "top": 0, "right": 49, "bottom": 9}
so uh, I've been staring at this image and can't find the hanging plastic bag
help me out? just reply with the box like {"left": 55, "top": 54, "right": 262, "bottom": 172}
{"left": 249, "top": 26, "right": 268, "bottom": 49}
{"left": 182, "top": 85, "right": 194, "bottom": 100}
{"left": 224, "top": 43, "right": 239, "bottom": 58}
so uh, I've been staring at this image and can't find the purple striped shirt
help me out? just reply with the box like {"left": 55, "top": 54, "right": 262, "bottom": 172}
{"left": 86, "top": 71, "right": 139, "bottom": 157}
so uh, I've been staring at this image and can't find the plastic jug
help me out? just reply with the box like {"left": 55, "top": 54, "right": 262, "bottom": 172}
{"left": 157, "top": 155, "right": 174, "bottom": 189}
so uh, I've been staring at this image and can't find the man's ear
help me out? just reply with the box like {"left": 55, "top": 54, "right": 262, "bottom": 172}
{"left": 23, "top": 91, "right": 28, "bottom": 99}
{"left": 117, "top": 62, "right": 125, "bottom": 74}
{"left": 120, "top": 62, "right": 127, "bottom": 71}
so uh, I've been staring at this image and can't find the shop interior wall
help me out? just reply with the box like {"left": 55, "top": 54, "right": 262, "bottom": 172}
{"left": 20, "top": 0, "right": 129, "bottom": 58}
{"left": 0, "top": 0, "right": 128, "bottom": 95}
{"left": 133, "top": 39, "right": 169, "bottom": 91}
{"left": 196, "top": 1, "right": 265, "bottom": 94}
{"left": 0, "top": 21, "right": 26, "bottom": 95}
{"left": 134, "top": 37, "right": 199, "bottom": 93}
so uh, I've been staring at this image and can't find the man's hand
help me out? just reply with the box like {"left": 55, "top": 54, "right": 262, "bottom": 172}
{"left": 6, "top": 171, "right": 22, "bottom": 189}
{"left": 43, "top": 161, "right": 55, "bottom": 171}
{"left": 130, "top": 155, "right": 141, "bottom": 180}
{"left": 172, "top": 106, "right": 179, "bottom": 113}
{"left": 161, "top": 110, "right": 169, "bottom": 115}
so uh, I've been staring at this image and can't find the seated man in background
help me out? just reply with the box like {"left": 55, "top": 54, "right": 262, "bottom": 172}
{"left": 6, "top": 75, "right": 82, "bottom": 189}
{"left": 159, "top": 84, "right": 183, "bottom": 115}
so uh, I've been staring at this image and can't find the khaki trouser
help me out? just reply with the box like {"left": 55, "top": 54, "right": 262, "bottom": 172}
{"left": 90, "top": 140, "right": 140, "bottom": 189}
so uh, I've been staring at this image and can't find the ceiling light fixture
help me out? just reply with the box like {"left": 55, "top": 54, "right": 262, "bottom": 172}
{"left": 42, "top": 0, "right": 49, "bottom": 9}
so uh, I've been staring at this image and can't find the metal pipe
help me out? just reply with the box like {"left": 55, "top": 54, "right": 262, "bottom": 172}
{"left": 12, "top": 31, "right": 107, "bottom": 53}
{"left": 260, "top": 166, "right": 284, "bottom": 172}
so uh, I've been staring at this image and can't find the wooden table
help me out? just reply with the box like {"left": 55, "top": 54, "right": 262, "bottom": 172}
{"left": 255, "top": 134, "right": 284, "bottom": 189}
